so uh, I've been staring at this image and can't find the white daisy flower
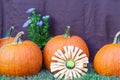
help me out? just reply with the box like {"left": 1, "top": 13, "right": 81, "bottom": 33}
{"left": 50, "top": 45, "right": 89, "bottom": 80}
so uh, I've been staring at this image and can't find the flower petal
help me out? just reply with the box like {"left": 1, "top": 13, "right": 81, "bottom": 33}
{"left": 22, "top": 20, "right": 32, "bottom": 28}
{"left": 36, "top": 21, "right": 43, "bottom": 26}
{"left": 26, "top": 8, "right": 35, "bottom": 13}
{"left": 51, "top": 56, "right": 64, "bottom": 63}
{"left": 42, "top": 15, "right": 50, "bottom": 19}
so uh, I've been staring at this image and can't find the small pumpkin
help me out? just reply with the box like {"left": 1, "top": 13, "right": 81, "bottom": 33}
{"left": 0, "top": 26, "right": 14, "bottom": 47}
{"left": 0, "top": 31, "right": 42, "bottom": 76}
{"left": 94, "top": 31, "right": 120, "bottom": 76}
{"left": 43, "top": 26, "right": 89, "bottom": 71}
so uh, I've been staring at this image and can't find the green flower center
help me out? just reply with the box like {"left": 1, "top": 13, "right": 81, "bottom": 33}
{"left": 66, "top": 59, "right": 75, "bottom": 69}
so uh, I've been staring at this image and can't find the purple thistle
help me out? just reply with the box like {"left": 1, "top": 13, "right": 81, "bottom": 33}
{"left": 22, "top": 20, "right": 32, "bottom": 28}
{"left": 37, "top": 21, "right": 43, "bottom": 26}
{"left": 26, "top": 8, "right": 35, "bottom": 14}
{"left": 42, "top": 15, "right": 50, "bottom": 19}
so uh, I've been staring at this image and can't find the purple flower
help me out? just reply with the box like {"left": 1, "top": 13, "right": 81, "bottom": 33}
{"left": 22, "top": 20, "right": 32, "bottom": 28}
{"left": 37, "top": 21, "right": 43, "bottom": 26}
{"left": 42, "top": 15, "right": 50, "bottom": 19}
{"left": 26, "top": 8, "right": 35, "bottom": 13}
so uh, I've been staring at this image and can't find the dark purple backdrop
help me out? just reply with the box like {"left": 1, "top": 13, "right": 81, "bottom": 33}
{"left": 0, "top": 0, "right": 120, "bottom": 62}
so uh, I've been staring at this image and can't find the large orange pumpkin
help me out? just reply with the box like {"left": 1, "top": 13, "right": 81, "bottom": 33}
{"left": 0, "top": 26, "right": 15, "bottom": 47}
{"left": 43, "top": 26, "right": 89, "bottom": 71}
{"left": 0, "top": 31, "right": 42, "bottom": 76}
{"left": 94, "top": 31, "right": 120, "bottom": 76}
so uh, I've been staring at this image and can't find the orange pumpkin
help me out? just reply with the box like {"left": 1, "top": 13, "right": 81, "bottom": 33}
{"left": 0, "top": 31, "right": 42, "bottom": 76}
{"left": 94, "top": 31, "right": 120, "bottom": 76}
{"left": 0, "top": 26, "right": 14, "bottom": 47}
{"left": 43, "top": 26, "right": 89, "bottom": 71}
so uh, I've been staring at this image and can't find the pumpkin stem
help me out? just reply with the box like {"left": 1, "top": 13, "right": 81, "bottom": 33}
{"left": 113, "top": 31, "right": 120, "bottom": 44}
{"left": 13, "top": 31, "right": 24, "bottom": 44}
{"left": 4, "top": 26, "right": 14, "bottom": 38}
{"left": 63, "top": 26, "right": 71, "bottom": 38}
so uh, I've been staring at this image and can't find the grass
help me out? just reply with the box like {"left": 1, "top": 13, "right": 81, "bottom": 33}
{"left": 0, "top": 64, "right": 120, "bottom": 80}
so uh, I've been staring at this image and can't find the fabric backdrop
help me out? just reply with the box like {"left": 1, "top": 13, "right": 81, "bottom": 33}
{"left": 0, "top": 0, "right": 120, "bottom": 62}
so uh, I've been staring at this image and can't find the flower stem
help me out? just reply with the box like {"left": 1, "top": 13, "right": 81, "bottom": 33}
{"left": 4, "top": 26, "right": 14, "bottom": 38}
{"left": 113, "top": 31, "right": 120, "bottom": 44}
{"left": 63, "top": 26, "right": 71, "bottom": 38}
{"left": 13, "top": 31, "right": 24, "bottom": 44}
